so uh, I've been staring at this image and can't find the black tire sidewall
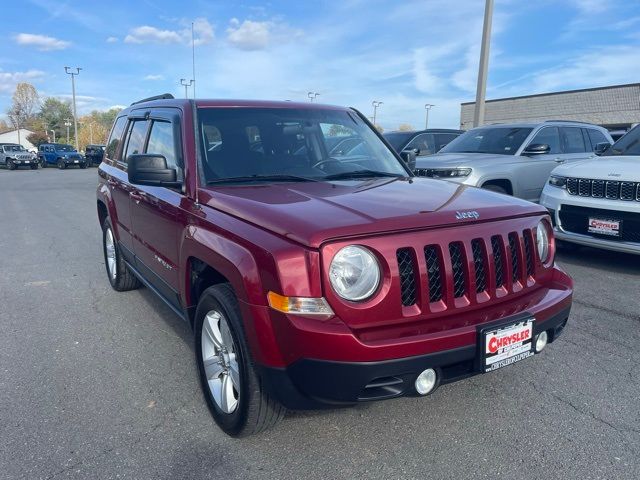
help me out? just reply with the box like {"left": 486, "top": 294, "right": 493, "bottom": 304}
{"left": 194, "top": 287, "right": 252, "bottom": 436}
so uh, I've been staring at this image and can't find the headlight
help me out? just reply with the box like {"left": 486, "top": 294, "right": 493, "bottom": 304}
{"left": 329, "top": 246, "right": 380, "bottom": 301}
{"left": 536, "top": 220, "right": 551, "bottom": 264}
{"left": 548, "top": 175, "right": 566, "bottom": 188}
{"left": 427, "top": 168, "right": 472, "bottom": 178}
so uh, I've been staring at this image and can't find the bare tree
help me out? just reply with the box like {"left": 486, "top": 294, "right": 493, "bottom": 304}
{"left": 7, "top": 83, "right": 40, "bottom": 133}
{"left": 398, "top": 123, "right": 414, "bottom": 131}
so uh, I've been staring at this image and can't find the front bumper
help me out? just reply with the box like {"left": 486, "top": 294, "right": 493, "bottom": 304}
{"left": 541, "top": 185, "right": 640, "bottom": 255}
{"left": 261, "top": 306, "right": 570, "bottom": 409}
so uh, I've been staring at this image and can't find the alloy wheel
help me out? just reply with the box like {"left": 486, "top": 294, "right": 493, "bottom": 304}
{"left": 104, "top": 228, "right": 117, "bottom": 281}
{"left": 201, "top": 310, "right": 240, "bottom": 414}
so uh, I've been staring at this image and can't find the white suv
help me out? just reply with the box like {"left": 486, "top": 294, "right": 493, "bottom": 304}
{"left": 540, "top": 125, "right": 640, "bottom": 255}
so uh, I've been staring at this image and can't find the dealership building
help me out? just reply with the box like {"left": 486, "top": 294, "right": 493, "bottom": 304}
{"left": 460, "top": 83, "right": 640, "bottom": 132}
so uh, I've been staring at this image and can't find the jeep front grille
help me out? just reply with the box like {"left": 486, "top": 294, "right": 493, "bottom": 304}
{"left": 396, "top": 229, "right": 537, "bottom": 311}
{"left": 566, "top": 177, "right": 640, "bottom": 202}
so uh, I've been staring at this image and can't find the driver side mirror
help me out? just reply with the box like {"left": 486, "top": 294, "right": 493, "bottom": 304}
{"left": 127, "top": 154, "right": 181, "bottom": 188}
{"left": 523, "top": 143, "right": 550, "bottom": 155}
{"left": 400, "top": 150, "right": 417, "bottom": 171}
{"left": 594, "top": 142, "right": 611, "bottom": 156}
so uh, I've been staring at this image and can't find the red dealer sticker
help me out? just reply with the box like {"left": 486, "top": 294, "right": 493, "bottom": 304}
{"left": 483, "top": 319, "right": 534, "bottom": 373}
{"left": 588, "top": 218, "right": 621, "bottom": 237}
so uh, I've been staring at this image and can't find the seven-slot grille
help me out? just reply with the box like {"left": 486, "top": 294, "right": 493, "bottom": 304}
{"left": 566, "top": 177, "right": 640, "bottom": 201}
{"left": 397, "top": 230, "right": 537, "bottom": 308}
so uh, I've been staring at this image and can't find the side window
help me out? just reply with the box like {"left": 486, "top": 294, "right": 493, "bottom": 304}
{"left": 123, "top": 120, "right": 149, "bottom": 163}
{"left": 587, "top": 129, "right": 608, "bottom": 150}
{"left": 561, "top": 127, "right": 586, "bottom": 153}
{"left": 406, "top": 134, "right": 435, "bottom": 156}
{"left": 435, "top": 133, "right": 458, "bottom": 151}
{"left": 146, "top": 121, "right": 178, "bottom": 169}
{"left": 105, "top": 116, "right": 128, "bottom": 161}
{"left": 529, "top": 127, "right": 561, "bottom": 154}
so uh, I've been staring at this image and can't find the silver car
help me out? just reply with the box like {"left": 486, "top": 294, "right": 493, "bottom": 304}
{"left": 413, "top": 121, "right": 613, "bottom": 203}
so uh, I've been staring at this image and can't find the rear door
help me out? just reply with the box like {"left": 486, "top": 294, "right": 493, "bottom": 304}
{"left": 518, "top": 126, "right": 563, "bottom": 202}
{"left": 128, "top": 109, "right": 185, "bottom": 309}
{"left": 560, "top": 126, "right": 592, "bottom": 164}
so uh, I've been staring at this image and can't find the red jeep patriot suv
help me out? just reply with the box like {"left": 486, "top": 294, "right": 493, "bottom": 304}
{"left": 97, "top": 94, "right": 573, "bottom": 436}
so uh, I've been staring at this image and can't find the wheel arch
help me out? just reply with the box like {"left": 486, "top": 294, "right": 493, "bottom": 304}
{"left": 481, "top": 178, "right": 514, "bottom": 195}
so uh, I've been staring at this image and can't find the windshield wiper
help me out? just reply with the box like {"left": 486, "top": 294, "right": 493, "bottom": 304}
{"left": 207, "top": 174, "right": 316, "bottom": 185}
{"left": 324, "top": 170, "right": 406, "bottom": 181}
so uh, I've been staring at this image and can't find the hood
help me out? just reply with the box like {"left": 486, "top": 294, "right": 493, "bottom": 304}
{"left": 200, "top": 178, "right": 543, "bottom": 248}
{"left": 415, "top": 152, "right": 512, "bottom": 169}
{"left": 552, "top": 156, "right": 640, "bottom": 182}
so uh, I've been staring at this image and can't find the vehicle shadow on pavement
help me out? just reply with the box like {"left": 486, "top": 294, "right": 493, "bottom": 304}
{"left": 556, "top": 245, "right": 640, "bottom": 275}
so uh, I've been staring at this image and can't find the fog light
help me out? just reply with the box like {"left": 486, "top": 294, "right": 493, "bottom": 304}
{"left": 535, "top": 331, "right": 548, "bottom": 353}
{"left": 415, "top": 368, "right": 437, "bottom": 395}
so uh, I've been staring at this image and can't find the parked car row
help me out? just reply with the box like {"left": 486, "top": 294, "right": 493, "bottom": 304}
{"left": 0, "top": 143, "right": 106, "bottom": 170}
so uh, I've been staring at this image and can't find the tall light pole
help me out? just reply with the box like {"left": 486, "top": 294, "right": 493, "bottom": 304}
{"left": 372, "top": 101, "right": 383, "bottom": 126}
{"left": 473, "top": 0, "right": 493, "bottom": 127}
{"left": 49, "top": 129, "right": 56, "bottom": 143}
{"left": 64, "top": 67, "right": 82, "bottom": 150}
{"left": 180, "top": 79, "right": 194, "bottom": 99}
{"left": 64, "top": 119, "right": 71, "bottom": 144}
{"left": 424, "top": 103, "right": 435, "bottom": 129}
{"left": 308, "top": 92, "right": 320, "bottom": 102}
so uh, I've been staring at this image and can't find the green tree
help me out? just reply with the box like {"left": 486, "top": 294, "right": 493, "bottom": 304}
{"left": 38, "top": 97, "right": 73, "bottom": 140}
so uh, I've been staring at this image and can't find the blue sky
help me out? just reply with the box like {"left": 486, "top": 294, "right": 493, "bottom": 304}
{"left": 1, "top": 0, "right": 639, "bottom": 129}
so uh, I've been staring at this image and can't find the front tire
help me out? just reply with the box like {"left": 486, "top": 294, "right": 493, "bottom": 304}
{"left": 57, "top": 159, "right": 66, "bottom": 170}
{"left": 31, "top": 163, "right": 38, "bottom": 170}
{"left": 101, "top": 218, "right": 141, "bottom": 291}
{"left": 195, "top": 284, "right": 285, "bottom": 437}
{"left": 8, "top": 160, "right": 16, "bottom": 170}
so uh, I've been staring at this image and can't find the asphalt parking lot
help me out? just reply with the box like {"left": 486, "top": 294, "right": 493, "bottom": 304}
{"left": 1, "top": 168, "right": 639, "bottom": 480}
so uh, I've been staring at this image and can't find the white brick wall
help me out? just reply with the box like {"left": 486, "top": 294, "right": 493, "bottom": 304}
{"left": 460, "top": 84, "right": 640, "bottom": 130}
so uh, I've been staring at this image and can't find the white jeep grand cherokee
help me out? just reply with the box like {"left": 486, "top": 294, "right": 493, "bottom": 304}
{"left": 540, "top": 125, "right": 640, "bottom": 255}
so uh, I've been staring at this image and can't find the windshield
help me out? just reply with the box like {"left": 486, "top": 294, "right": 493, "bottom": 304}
{"left": 383, "top": 132, "right": 413, "bottom": 152}
{"left": 55, "top": 144, "right": 75, "bottom": 152}
{"left": 603, "top": 125, "right": 640, "bottom": 157}
{"left": 197, "top": 107, "right": 407, "bottom": 184}
{"left": 3, "top": 145, "right": 26, "bottom": 152}
{"left": 439, "top": 127, "right": 533, "bottom": 155}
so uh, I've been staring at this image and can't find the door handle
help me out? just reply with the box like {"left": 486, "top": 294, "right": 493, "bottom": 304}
{"left": 129, "top": 192, "right": 143, "bottom": 204}
{"left": 554, "top": 158, "right": 565, "bottom": 163}
{"left": 107, "top": 178, "right": 118, "bottom": 187}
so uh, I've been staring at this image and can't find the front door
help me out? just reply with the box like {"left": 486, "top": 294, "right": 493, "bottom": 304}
{"left": 518, "top": 126, "right": 563, "bottom": 202}
{"left": 128, "top": 111, "right": 184, "bottom": 309}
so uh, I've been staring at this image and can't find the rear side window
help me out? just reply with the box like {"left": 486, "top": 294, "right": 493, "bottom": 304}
{"left": 123, "top": 120, "right": 149, "bottom": 163}
{"left": 105, "top": 116, "right": 128, "bottom": 161}
{"left": 146, "top": 121, "right": 177, "bottom": 169}
{"left": 586, "top": 129, "right": 608, "bottom": 149}
{"left": 407, "top": 133, "right": 435, "bottom": 156}
{"left": 435, "top": 133, "right": 459, "bottom": 151}
{"left": 561, "top": 127, "right": 586, "bottom": 153}
{"left": 530, "top": 127, "right": 561, "bottom": 154}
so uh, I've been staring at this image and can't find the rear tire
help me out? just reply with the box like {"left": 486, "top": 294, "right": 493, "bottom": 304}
{"left": 195, "top": 284, "right": 285, "bottom": 437}
{"left": 101, "top": 218, "right": 141, "bottom": 291}
{"left": 482, "top": 184, "right": 508, "bottom": 195}
{"left": 40, "top": 159, "right": 47, "bottom": 168}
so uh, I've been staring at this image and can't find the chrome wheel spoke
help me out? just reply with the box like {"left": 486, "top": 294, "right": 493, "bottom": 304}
{"left": 203, "top": 313, "right": 224, "bottom": 350}
{"left": 220, "top": 373, "right": 237, "bottom": 413}
{"left": 203, "top": 356, "right": 224, "bottom": 381}
{"left": 228, "top": 354, "right": 240, "bottom": 389}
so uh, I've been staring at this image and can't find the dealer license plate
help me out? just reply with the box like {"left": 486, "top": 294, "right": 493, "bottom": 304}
{"left": 482, "top": 319, "right": 534, "bottom": 373}
{"left": 588, "top": 218, "right": 621, "bottom": 237}
{"left": 74, "top": 160, "right": 79, "bottom": 163}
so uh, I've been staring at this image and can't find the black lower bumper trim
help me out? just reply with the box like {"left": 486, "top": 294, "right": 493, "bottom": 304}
{"left": 260, "top": 306, "right": 571, "bottom": 409}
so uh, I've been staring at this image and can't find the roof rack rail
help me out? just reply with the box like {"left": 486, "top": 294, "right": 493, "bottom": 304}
{"left": 543, "top": 119, "right": 591, "bottom": 125}
{"left": 130, "top": 93, "right": 175, "bottom": 106}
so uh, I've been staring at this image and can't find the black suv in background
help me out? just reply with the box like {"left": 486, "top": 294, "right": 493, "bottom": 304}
{"left": 85, "top": 145, "right": 105, "bottom": 166}
{"left": 383, "top": 129, "right": 464, "bottom": 158}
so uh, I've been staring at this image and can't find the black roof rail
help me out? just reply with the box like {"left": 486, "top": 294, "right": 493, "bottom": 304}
{"left": 130, "top": 93, "right": 175, "bottom": 106}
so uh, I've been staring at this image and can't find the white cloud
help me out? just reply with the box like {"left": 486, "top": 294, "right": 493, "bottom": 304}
{"left": 124, "top": 18, "right": 214, "bottom": 45}
{"left": 0, "top": 70, "right": 46, "bottom": 93}
{"left": 14, "top": 33, "right": 70, "bottom": 51}
{"left": 106, "top": 36, "right": 118, "bottom": 43}
{"left": 124, "top": 26, "right": 182, "bottom": 44}
{"left": 144, "top": 74, "right": 164, "bottom": 81}
{"left": 227, "top": 20, "right": 271, "bottom": 50}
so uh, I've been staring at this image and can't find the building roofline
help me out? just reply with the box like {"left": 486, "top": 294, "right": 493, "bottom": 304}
{"left": 461, "top": 83, "right": 640, "bottom": 106}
